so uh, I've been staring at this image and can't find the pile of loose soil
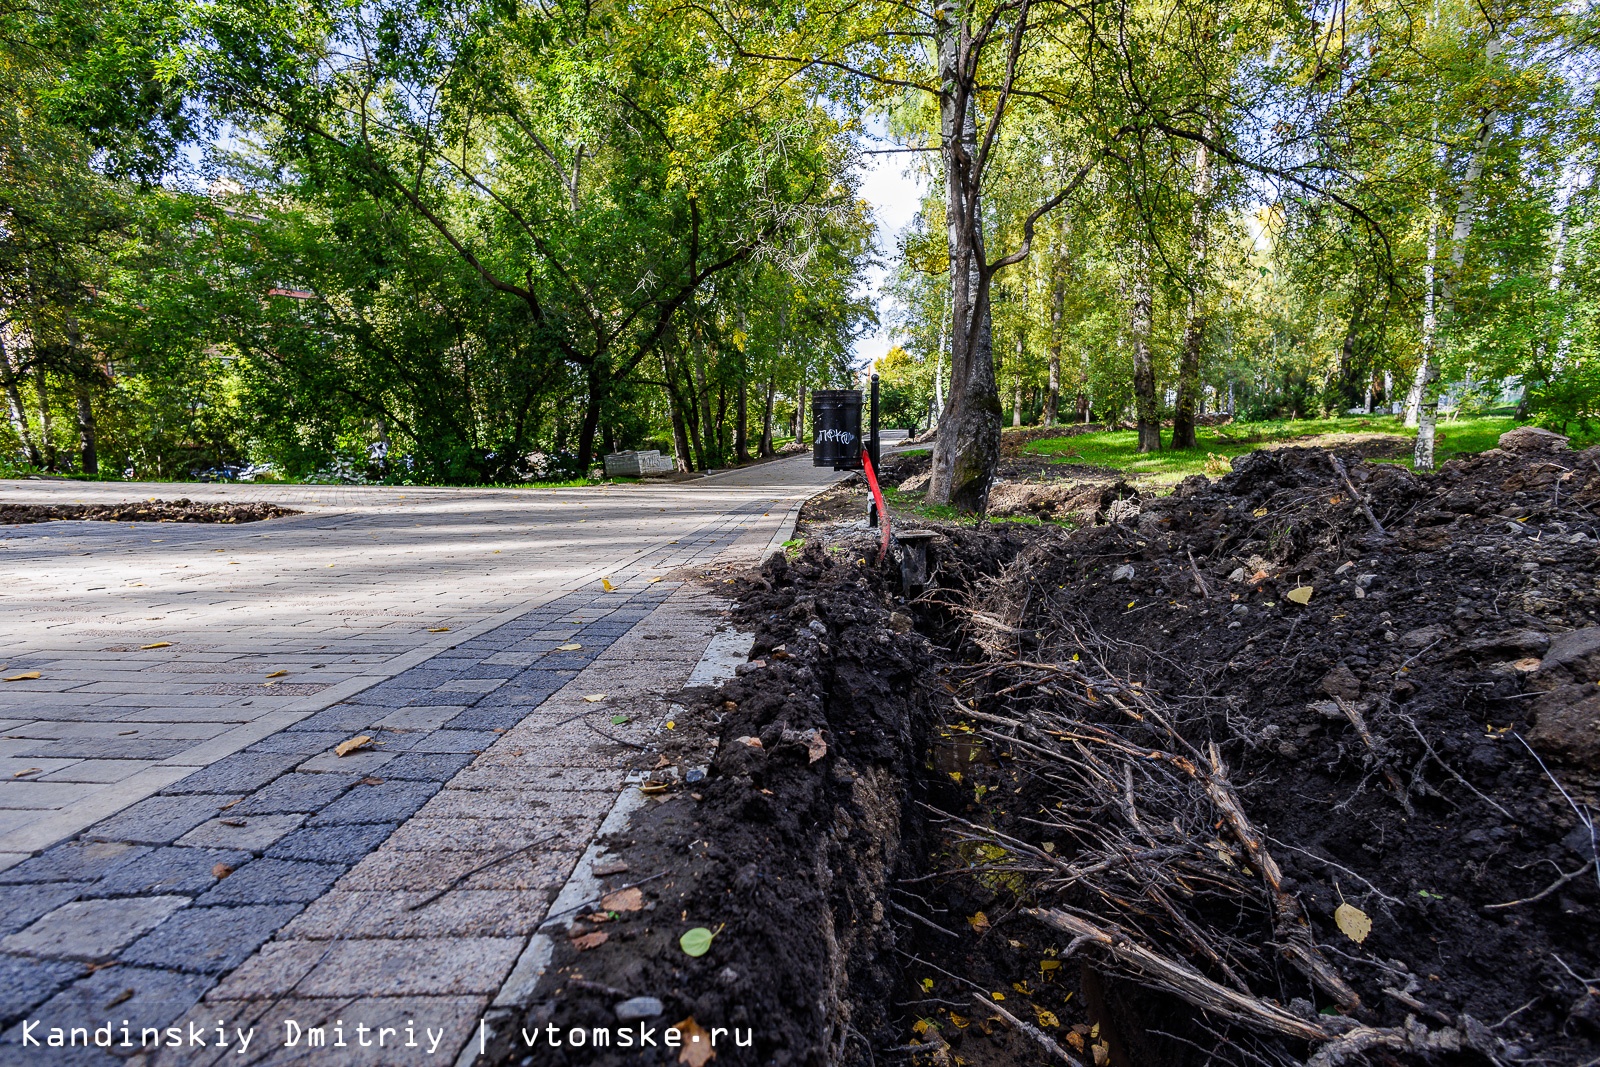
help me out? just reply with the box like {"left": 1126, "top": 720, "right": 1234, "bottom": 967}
{"left": 486, "top": 545, "right": 939, "bottom": 1066}
{"left": 488, "top": 425, "right": 1600, "bottom": 1067}
{"left": 0, "top": 499, "right": 300, "bottom": 524}
{"left": 871, "top": 426, "right": 1600, "bottom": 1066}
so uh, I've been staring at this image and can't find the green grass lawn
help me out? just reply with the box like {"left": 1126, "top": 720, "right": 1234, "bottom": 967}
{"left": 1020, "top": 414, "right": 1531, "bottom": 484}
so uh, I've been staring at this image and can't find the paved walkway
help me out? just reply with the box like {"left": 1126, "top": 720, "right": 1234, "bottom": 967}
{"left": 0, "top": 455, "right": 849, "bottom": 1064}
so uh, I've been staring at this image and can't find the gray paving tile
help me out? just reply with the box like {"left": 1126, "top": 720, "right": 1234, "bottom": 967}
{"left": 266, "top": 823, "right": 398, "bottom": 865}
{"left": 377, "top": 753, "right": 475, "bottom": 781}
{"left": 406, "top": 731, "right": 499, "bottom": 754}
{"left": 163, "top": 752, "right": 302, "bottom": 795}
{"left": 245, "top": 730, "right": 347, "bottom": 755}
{"left": 308, "top": 781, "right": 439, "bottom": 826}
{"left": 195, "top": 858, "right": 343, "bottom": 905}
{"left": 119, "top": 904, "right": 301, "bottom": 974}
{"left": 0, "top": 953, "right": 88, "bottom": 1029}
{"left": 231, "top": 773, "right": 356, "bottom": 816}
{"left": 1, "top": 896, "right": 186, "bottom": 960}
{"left": 83, "top": 847, "right": 253, "bottom": 898}
{"left": 83, "top": 795, "right": 229, "bottom": 846}
{"left": 287, "top": 706, "right": 377, "bottom": 732}
{"left": 0, "top": 842, "right": 148, "bottom": 885}
{"left": 0, "top": 883, "right": 90, "bottom": 936}
{"left": 6, "top": 965, "right": 212, "bottom": 1041}
{"left": 177, "top": 814, "right": 305, "bottom": 851}
{"left": 445, "top": 708, "right": 527, "bottom": 731}
{"left": 12, "top": 738, "right": 191, "bottom": 761}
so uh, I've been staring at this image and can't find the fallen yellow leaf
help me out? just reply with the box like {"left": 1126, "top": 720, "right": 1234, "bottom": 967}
{"left": 557, "top": 643, "right": 583, "bottom": 651}
{"left": 428, "top": 627, "right": 450, "bottom": 633}
{"left": 649, "top": 576, "right": 663, "bottom": 583}
{"left": 968, "top": 912, "right": 990, "bottom": 933}
{"left": 12, "top": 768, "right": 42, "bottom": 778}
{"left": 1334, "top": 903, "right": 1371, "bottom": 943}
{"left": 4, "top": 672, "right": 40, "bottom": 682}
{"left": 140, "top": 642, "right": 172, "bottom": 649}
{"left": 334, "top": 735, "right": 373, "bottom": 757}
{"left": 1035, "top": 1008, "right": 1060, "bottom": 1028}
{"left": 1286, "top": 586, "right": 1314, "bottom": 605}
{"left": 583, "top": 694, "right": 607, "bottom": 703}
{"left": 601, "top": 578, "right": 615, "bottom": 592}
{"left": 265, "top": 670, "right": 289, "bottom": 678}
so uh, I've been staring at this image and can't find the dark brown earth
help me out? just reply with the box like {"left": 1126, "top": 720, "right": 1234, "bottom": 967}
{"left": 486, "top": 547, "right": 938, "bottom": 1066}
{"left": 489, "top": 428, "right": 1600, "bottom": 1067}
{"left": 0, "top": 499, "right": 299, "bottom": 524}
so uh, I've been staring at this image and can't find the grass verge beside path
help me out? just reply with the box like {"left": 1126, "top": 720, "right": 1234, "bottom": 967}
{"left": 1020, "top": 414, "right": 1540, "bottom": 483}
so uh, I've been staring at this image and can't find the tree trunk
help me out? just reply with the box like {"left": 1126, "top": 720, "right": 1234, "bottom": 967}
{"left": 1405, "top": 203, "right": 1439, "bottom": 429}
{"left": 1045, "top": 265, "right": 1064, "bottom": 426}
{"left": 1130, "top": 249, "right": 1160, "bottom": 453}
{"left": 1415, "top": 97, "right": 1494, "bottom": 469}
{"left": 927, "top": 15, "right": 1000, "bottom": 514}
{"left": 1172, "top": 135, "right": 1212, "bottom": 450}
{"left": 760, "top": 374, "right": 775, "bottom": 456}
{"left": 576, "top": 359, "right": 607, "bottom": 472}
{"left": 663, "top": 356, "right": 695, "bottom": 471}
{"left": 690, "top": 328, "right": 717, "bottom": 468}
{"left": 1012, "top": 377, "right": 1023, "bottom": 427}
{"left": 75, "top": 379, "right": 98, "bottom": 476}
{"left": 1335, "top": 298, "right": 1364, "bottom": 413}
{"left": 1173, "top": 311, "right": 1204, "bottom": 448}
{"left": 0, "top": 330, "right": 41, "bottom": 467}
{"left": 735, "top": 376, "right": 750, "bottom": 463}
{"left": 714, "top": 384, "right": 728, "bottom": 465}
{"left": 34, "top": 367, "right": 55, "bottom": 470}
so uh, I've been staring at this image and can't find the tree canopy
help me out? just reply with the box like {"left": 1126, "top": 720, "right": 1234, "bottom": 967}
{"left": 1, "top": 0, "right": 1596, "bottom": 503}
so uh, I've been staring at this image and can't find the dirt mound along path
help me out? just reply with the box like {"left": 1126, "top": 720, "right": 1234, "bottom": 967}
{"left": 489, "top": 545, "right": 938, "bottom": 1066}
{"left": 0, "top": 498, "right": 300, "bottom": 524}
{"left": 890, "top": 440, "right": 1600, "bottom": 1066}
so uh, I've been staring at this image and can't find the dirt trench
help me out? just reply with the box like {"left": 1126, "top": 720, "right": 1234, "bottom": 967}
{"left": 490, "top": 431, "right": 1600, "bottom": 1067}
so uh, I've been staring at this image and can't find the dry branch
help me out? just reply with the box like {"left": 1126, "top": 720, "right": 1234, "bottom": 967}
{"left": 1029, "top": 908, "right": 1333, "bottom": 1042}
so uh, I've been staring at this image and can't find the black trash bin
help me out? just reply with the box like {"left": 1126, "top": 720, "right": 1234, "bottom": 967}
{"left": 812, "top": 389, "right": 863, "bottom": 469}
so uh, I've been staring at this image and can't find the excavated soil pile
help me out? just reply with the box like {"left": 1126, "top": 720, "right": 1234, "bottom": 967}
{"left": 0, "top": 499, "right": 299, "bottom": 524}
{"left": 489, "top": 545, "right": 938, "bottom": 1066}
{"left": 489, "top": 428, "right": 1600, "bottom": 1067}
{"left": 879, "top": 429, "right": 1600, "bottom": 1066}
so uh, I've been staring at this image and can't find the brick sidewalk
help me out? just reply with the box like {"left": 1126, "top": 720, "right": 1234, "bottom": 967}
{"left": 0, "top": 460, "right": 838, "bottom": 1063}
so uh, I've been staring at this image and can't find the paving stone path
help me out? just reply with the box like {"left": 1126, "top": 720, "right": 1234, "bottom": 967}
{"left": 0, "top": 458, "right": 846, "bottom": 1064}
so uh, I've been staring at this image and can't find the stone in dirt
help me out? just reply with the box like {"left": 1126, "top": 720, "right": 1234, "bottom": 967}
{"left": 1498, "top": 426, "right": 1570, "bottom": 452}
{"left": 1316, "top": 664, "right": 1362, "bottom": 700}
